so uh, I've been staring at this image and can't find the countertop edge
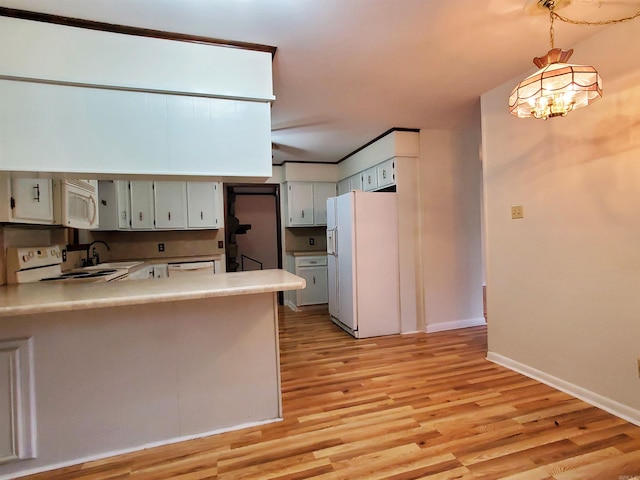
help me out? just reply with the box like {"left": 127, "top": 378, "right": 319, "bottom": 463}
{"left": 0, "top": 270, "right": 305, "bottom": 317}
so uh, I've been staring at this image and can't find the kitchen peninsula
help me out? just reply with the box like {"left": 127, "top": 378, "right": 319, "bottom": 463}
{"left": 0, "top": 270, "right": 304, "bottom": 480}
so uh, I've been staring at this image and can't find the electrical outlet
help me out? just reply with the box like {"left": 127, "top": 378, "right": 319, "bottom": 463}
{"left": 218, "top": 240, "right": 224, "bottom": 249}
{"left": 309, "top": 237, "right": 315, "bottom": 246}
{"left": 62, "top": 249, "right": 67, "bottom": 262}
{"left": 511, "top": 205, "right": 524, "bottom": 219}
{"left": 158, "top": 243, "right": 165, "bottom": 252}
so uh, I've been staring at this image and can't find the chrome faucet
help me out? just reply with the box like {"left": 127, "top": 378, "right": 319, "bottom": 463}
{"left": 84, "top": 240, "right": 111, "bottom": 267}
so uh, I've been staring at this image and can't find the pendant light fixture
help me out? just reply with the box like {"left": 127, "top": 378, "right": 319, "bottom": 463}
{"left": 509, "top": 0, "right": 602, "bottom": 119}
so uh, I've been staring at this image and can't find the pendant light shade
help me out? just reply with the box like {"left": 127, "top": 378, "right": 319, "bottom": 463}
{"left": 509, "top": 48, "right": 602, "bottom": 119}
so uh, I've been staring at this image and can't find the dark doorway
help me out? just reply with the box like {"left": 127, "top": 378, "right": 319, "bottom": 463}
{"left": 225, "top": 185, "right": 282, "bottom": 302}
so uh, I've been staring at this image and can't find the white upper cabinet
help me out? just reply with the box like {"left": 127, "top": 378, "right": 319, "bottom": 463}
{"left": 286, "top": 183, "right": 314, "bottom": 226}
{"left": 362, "top": 166, "right": 378, "bottom": 192}
{"left": 337, "top": 178, "right": 350, "bottom": 196}
{"left": 154, "top": 182, "right": 188, "bottom": 229}
{"left": 349, "top": 173, "right": 363, "bottom": 192}
{"left": 285, "top": 182, "right": 336, "bottom": 227}
{"left": 0, "top": 177, "right": 55, "bottom": 224}
{"left": 97, "top": 180, "right": 131, "bottom": 230}
{"left": 98, "top": 180, "right": 223, "bottom": 231}
{"left": 129, "top": 181, "right": 155, "bottom": 230}
{"left": 312, "top": 183, "right": 336, "bottom": 226}
{"left": 187, "top": 182, "right": 223, "bottom": 229}
{"left": 376, "top": 159, "right": 395, "bottom": 189}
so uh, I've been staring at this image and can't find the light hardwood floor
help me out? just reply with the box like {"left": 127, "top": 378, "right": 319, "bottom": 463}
{"left": 23, "top": 306, "right": 640, "bottom": 479}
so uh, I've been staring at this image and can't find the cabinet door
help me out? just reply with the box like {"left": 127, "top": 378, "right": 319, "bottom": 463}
{"left": 187, "top": 182, "right": 222, "bottom": 229}
{"left": 337, "top": 178, "right": 350, "bottom": 196}
{"left": 349, "top": 173, "right": 363, "bottom": 192}
{"left": 97, "top": 180, "right": 131, "bottom": 230}
{"left": 287, "top": 183, "right": 314, "bottom": 226}
{"left": 129, "top": 181, "right": 155, "bottom": 229}
{"left": 362, "top": 166, "right": 378, "bottom": 191}
{"left": 312, "top": 183, "right": 336, "bottom": 226}
{"left": 11, "top": 178, "right": 54, "bottom": 223}
{"left": 115, "top": 181, "right": 131, "bottom": 229}
{"left": 297, "top": 266, "right": 328, "bottom": 305}
{"left": 154, "top": 181, "right": 187, "bottom": 229}
{"left": 377, "top": 159, "right": 395, "bottom": 189}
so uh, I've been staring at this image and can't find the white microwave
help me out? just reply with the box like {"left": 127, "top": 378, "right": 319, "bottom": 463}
{"left": 55, "top": 179, "right": 99, "bottom": 229}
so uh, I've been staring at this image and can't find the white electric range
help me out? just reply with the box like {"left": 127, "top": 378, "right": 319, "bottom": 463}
{"left": 6, "top": 245, "right": 129, "bottom": 283}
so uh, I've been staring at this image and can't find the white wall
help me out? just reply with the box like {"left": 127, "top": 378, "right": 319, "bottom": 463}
{"left": 419, "top": 129, "right": 485, "bottom": 332}
{"left": 481, "top": 20, "right": 640, "bottom": 422}
{"left": 282, "top": 163, "right": 338, "bottom": 182}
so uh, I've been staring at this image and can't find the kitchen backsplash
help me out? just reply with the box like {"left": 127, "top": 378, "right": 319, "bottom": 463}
{"left": 0, "top": 225, "right": 225, "bottom": 283}
{"left": 85, "top": 229, "right": 225, "bottom": 263}
{"left": 285, "top": 226, "right": 327, "bottom": 253}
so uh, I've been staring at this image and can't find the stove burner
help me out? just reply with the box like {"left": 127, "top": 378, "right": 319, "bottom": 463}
{"left": 40, "top": 269, "right": 123, "bottom": 282}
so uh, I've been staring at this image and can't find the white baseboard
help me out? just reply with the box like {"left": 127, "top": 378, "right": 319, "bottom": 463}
{"left": 426, "top": 317, "right": 486, "bottom": 333}
{"left": 1, "top": 417, "right": 282, "bottom": 480}
{"left": 487, "top": 351, "right": 640, "bottom": 427}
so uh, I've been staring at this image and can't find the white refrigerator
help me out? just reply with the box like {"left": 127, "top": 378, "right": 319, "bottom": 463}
{"left": 326, "top": 190, "right": 400, "bottom": 338}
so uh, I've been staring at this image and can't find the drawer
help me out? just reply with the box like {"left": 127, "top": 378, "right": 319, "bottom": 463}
{"left": 296, "top": 256, "right": 327, "bottom": 267}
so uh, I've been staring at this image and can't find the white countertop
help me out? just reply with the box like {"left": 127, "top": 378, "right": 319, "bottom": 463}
{"left": 0, "top": 269, "right": 305, "bottom": 317}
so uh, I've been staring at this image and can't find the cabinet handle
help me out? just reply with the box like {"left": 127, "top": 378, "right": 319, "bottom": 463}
{"left": 33, "top": 184, "right": 40, "bottom": 202}
{"left": 313, "top": 276, "right": 316, "bottom": 284}
{"left": 301, "top": 210, "right": 305, "bottom": 219}
{"left": 139, "top": 212, "right": 143, "bottom": 221}
{"left": 200, "top": 211, "right": 204, "bottom": 220}
{"left": 168, "top": 211, "right": 171, "bottom": 221}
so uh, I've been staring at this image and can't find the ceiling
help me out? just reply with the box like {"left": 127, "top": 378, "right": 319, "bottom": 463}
{"left": 1, "top": 0, "right": 639, "bottom": 165}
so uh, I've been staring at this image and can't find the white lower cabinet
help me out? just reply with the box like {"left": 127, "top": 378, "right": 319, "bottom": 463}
{"left": 286, "top": 254, "right": 328, "bottom": 308}
{"left": 0, "top": 338, "right": 36, "bottom": 464}
{"left": 297, "top": 265, "right": 328, "bottom": 305}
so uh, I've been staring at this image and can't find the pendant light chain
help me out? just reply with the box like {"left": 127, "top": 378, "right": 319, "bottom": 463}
{"left": 549, "top": 4, "right": 555, "bottom": 49}
{"left": 551, "top": 8, "right": 640, "bottom": 27}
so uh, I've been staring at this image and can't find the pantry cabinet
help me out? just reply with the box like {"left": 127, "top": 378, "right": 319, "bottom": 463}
{"left": 0, "top": 177, "right": 55, "bottom": 224}
{"left": 285, "top": 182, "right": 336, "bottom": 227}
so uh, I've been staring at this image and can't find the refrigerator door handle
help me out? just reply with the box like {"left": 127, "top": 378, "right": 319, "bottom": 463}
{"left": 334, "top": 229, "right": 338, "bottom": 257}
{"left": 327, "top": 229, "right": 336, "bottom": 255}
